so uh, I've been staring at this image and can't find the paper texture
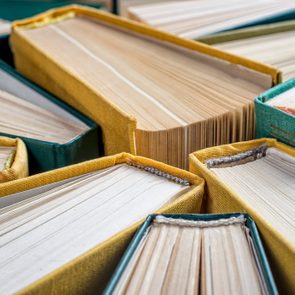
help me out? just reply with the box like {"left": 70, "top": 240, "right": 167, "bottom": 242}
{"left": 126, "top": 0, "right": 295, "bottom": 38}
{"left": 114, "top": 215, "right": 268, "bottom": 295}
{"left": 11, "top": 6, "right": 278, "bottom": 168}
{"left": 0, "top": 163, "right": 197, "bottom": 294}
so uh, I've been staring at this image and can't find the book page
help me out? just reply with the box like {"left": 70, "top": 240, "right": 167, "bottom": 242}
{"left": 217, "top": 30, "right": 295, "bottom": 82}
{"left": 127, "top": 0, "right": 295, "bottom": 39}
{"left": 0, "top": 67, "right": 89, "bottom": 126}
{"left": 210, "top": 148, "right": 295, "bottom": 244}
{"left": 265, "top": 87, "right": 295, "bottom": 116}
{"left": 0, "top": 164, "right": 190, "bottom": 294}
{"left": 114, "top": 215, "right": 267, "bottom": 294}
{"left": 0, "top": 89, "right": 88, "bottom": 143}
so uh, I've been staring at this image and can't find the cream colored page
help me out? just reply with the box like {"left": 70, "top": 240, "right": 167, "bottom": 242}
{"left": 114, "top": 216, "right": 266, "bottom": 294}
{"left": 0, "top": 164, "right": 189, "bottom": 294}
{"left": 217, "top": 30, "right": 295, "bottom": 81}
{"left": 115, "top": 222, "right": 201, "bottom": 294}
{"left": 0, "top": 89, "right": 87, "bottom": 143}
{"left": 127, "top": 0, "right": 295, "bottom": 38}
{"left": 211, "top": 148, "right": 295, "bottom": 244}
{"left": 266, "top": 87, "right": 295, "bottom": 110}
{"left": 0, "top": 68, "right": 88, "bottom": 126}
{"left": 17, "top": 16, "right": 269, "bottom": 131}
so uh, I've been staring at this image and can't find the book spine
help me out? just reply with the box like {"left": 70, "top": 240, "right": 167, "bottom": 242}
{"left": 127, "top": 162, "right": 190, "bottom": 186}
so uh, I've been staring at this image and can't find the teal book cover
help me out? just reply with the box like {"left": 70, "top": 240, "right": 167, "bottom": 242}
{"left": 256, "top": 78, "right": 295, "bottom": 147}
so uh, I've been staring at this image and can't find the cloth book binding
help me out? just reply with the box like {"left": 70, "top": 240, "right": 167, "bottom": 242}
{"left": 189, "top": 138, "right": 295, "bottom": 294}
{"left": 11, "top": 5, "right": 280, "bottom": 169}
{"left": 0, "top": 60, "right": 102, "bottom": 174}
{"left": 255, "top": 78, "right": 295, "bottom": 147}
{"left": 124, "top": 0, "right": 295, "bottom": 39}
{"left": 0, "top": 136, "right": 28, "bottom": 183}
{"left": 0, "top": 152, "right": 204, "bottom": 294}
{"left": 104, "top": 213, "right": 277, "bottom": 295}
{"left": 199, "top": 20, "right": 295, "bottom": 82}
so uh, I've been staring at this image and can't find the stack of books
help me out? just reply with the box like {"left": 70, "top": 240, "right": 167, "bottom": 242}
{"left": 124, "top": 0, "right": 295, "bottom": 38}
{"left": 0, "top": 3, "right": 293, "bottom": 294}
{"left": 10, "top": 5, "right": 279, "bottom": 168}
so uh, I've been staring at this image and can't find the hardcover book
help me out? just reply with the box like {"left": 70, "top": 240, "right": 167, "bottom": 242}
{"left": 0, "top": 60, "right": 102, "bottom": 174}
{"left": 0, "top": 153, "right": 204, "bottom": 294}
{"left": 189, "top": 138, "right": 295, "bottom": 294}
{"left": 11, "top": 5, "right": 280, "bottom": 168}
{"left": 105, "top": 213, "right": 277, "bottom": 295}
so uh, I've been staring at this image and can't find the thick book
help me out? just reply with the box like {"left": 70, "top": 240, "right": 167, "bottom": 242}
{"left": 200, "top": 20, "right": 295, "bottom": 82}
{"left": 189, "top": 138, "right": 295, "bottom": 294}
{"left": 11, "top": 5, "right": 280, "bottom": 169}
{"left": 256, "top": 78, "right": 295, "bottom": 147}
{"left": 125, "top": 0, "right": 295, "bottom": 39}
{"left": 0, "top": 153, "right": 204, "bottom": 294}
{"left": 105, "top": 213, "right": 277, "bottom": 295}
{"left": 0, "top": 136, "right": 28, "bottom": 182}
{"left": 0, "top": 60, "right": 101, "bottom": 174}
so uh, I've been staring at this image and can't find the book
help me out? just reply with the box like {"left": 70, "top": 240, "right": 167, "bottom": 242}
{"left": 0, "top": 153, "right": 204, "bottom": 294}
{"left": 0, "top": 136, "right": 28, "bottom": 183}
{"left": 208, "top": 22, "right": 295, "bottom": 82}
{"left": 189, "top": 139, "right": 295, "bottom": 294}
{"left": 208, "top": 146, "right": 295, "bottom": 246}
{"left": 125, "top": 0, "right": 295, "bottom": 39}
{"left": 11, "top": 5, "right": 279, "bottom": 169}
{"left": 0, "top": 19, "right": 10, "bottom": 36}
{"left": 0, "top": 89, "right": 89, "bottom": 143}
{"left": 0, "top": 60, "right": 101, "bottom": 174}
{"left": 256, "top": 78, "right": 295, "bottom": 146}
{"left": 105, "top": 214, "right": 277, "bottom": 295}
